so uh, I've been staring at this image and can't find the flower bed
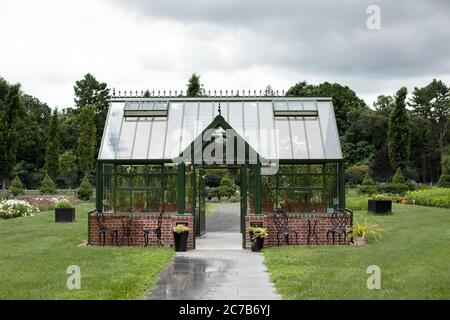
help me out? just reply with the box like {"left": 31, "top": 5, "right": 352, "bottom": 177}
{"left": 404, "top": 188, "right": 450, "bottom": 208}
{"left": 0, "top": 200, "right": 40, "bottom": 220}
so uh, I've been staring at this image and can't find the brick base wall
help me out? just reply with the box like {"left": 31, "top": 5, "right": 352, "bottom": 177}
{"left": 89, "top": 213, "right": 194, "bottom": 249}
{"left": 245, "top": 213, "right": 352, "bottom": 248}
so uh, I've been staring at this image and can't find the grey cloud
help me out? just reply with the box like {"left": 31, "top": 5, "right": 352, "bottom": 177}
{"left": 111, "top": 0, "right": 450, "bottom": 78}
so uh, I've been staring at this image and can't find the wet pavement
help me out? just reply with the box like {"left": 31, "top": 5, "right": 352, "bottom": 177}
{"left": 147, "top": 204, "right": 280, "bottom": 300}
{"left": 206, "top": 202, "right": 241, "bottom": 232}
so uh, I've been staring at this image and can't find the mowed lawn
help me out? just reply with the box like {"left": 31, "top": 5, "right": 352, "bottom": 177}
{"left": 0, "top": 203, "right": 174, "bottom": 300}
{"left": 264, "top": 204, "right": 450, "bottom": 299}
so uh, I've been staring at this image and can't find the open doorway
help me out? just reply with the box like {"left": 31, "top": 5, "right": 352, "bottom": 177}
{"left": 193, "top": 166, "right": 243, "bottom": 249}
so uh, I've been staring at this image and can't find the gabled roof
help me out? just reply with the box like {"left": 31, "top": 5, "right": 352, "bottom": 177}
{"left": 98, "top": 97, "right": 342, "bottom": 161}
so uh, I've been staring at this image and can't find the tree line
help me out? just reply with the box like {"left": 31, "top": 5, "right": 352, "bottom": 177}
{"left": 0, "top": 73, "right": 449, "bottom": 191}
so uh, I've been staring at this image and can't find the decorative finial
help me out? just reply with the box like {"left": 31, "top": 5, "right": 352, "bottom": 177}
{"left": 218, "top": 103, "right": 222, "bottom": 116}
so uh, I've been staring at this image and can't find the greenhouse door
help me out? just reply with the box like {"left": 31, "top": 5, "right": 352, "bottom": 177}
{"left": 195, "top": 167, "right": 206, "bottom": 237}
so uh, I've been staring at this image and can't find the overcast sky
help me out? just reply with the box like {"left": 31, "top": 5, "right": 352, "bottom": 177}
{"left": 1, "top": 0, "right": 449, "bottom": 108}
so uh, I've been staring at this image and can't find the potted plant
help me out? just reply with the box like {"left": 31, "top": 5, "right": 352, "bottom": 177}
{"left": 351, "top": 219, "right": 384, "bottom": 246}
{"left": 249, "top": 227, "right": 268, "bottom": 252}
{"left": 55, "top": 199, "right": 75, "bottom": 223}
{"left": 368, "top": 194, "right": 392, "bottom": 214}
{"left": 173, "top": 224, "right": 189, "bottom": 252}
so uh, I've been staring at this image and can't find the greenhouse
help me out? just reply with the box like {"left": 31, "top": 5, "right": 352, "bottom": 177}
{"left": 89, "top": 95, "right": 348, "bottom": 248}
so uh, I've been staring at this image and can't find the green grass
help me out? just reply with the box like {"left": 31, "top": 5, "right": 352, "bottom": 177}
{"left": 0, "top": 203, "right": 174, "bottom": 300}
{"left": 263, "top": 204, "right": 450, "bottom": 299}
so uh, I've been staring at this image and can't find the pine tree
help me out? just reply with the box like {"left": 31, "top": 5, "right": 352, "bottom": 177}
{"left": 388, "top": 87, "right": 410, "bottom": 170}
{"left": 78, "top": 105, "right": 96, "bottom": 177}
{"left": 45, "top": 109, "right": 60, "bottom": 179}
{"left": 39, "top": 173, "right": 56, "bottom": 195}
{"left": 58, "top": 150, "right": 78, "bottom": 188}
{"left": 186, "top": 73, "right": 204, "bottom": 97}
{"left": 9, "top": 176, "right": 24, "bottom": 196}
{"left": 77, "top": 175, "right": 93, "bottom": 200}
{"left": 0, "top": 82, "right": 23, "bottom": 189}
{"left": 74, "top": 73, "right": 110, "bottom": 163}
{"left": 392, "top": 168, "right": 406, "bottom": 184}
{"left": 143, "top": 90, "right": 151, "bottom": 98}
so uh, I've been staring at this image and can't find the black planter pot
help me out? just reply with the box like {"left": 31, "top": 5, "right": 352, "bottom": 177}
{"left": 250, "top": 234, "right": 265, "bottom": 252}
{"left": 368, "top": 200, "right": 392, "bottom": 214}
{"left": 173, "top": 232, "right": 189, "bottom": 252}
{"left": 55, "top": 208, "right": 75, "bottom": 223}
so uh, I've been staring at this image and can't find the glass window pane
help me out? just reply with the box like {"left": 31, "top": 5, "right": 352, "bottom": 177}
{"left": 243, "top": 102, "right": 259, "bottom": 153}
{"left": 197, "top": 102, "right": 214, "bottom": 134}
{"left": 115, "top": 189, "right": 131, "bottom": 212}
{"left": 228, "top": 102, "right": 244, "bottom": 137}
{"left": 132, "top": 191, "right": 146, "bottom": 212}
{"left": 258, "top": 102, "right": 277, "bottom": 159}
{"left": 116, "top": 118, "right": 138, "bottom": 159}
{"left": 148, "top": 119, "right": 167, "bottom": 159}
{"left": 180, "top": 102, "right": 199, "bottom": 152}
{"left": 164, "top": 102, "right": 184, "bottom": 159}
{"left": 99, "top": 102, "right": 124, "bottom": 159}
{"left": 132, "top": 120, "right": 152, "bottom": 159}
{"left": 274, "top": 120, "right": 292, "bottom": 159}
{"left": 274, "top": 101, "right": 288, "bottom": 110}
{"left": 317, "top": 101, "right": 342, "bottom": 159}
{"left": 289, "top": 119, "right": 308, "bottom": 159}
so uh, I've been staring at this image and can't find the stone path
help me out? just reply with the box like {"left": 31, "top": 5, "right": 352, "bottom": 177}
{"left": 147, "top": 204, "right": 280, "bottom": 300}
{"left": 206, "top": 202, "right": 240, "bottom": 232}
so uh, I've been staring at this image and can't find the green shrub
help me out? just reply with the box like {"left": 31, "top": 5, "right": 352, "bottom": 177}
{"left": 392, "top": 168, "right": 406, "bottom": 184}
{"left": 77, "top": 176, "right": 93, "bottom": 201}
{"left": 55, "top": 199, "right": 73, "bottom": 208}
{"left": 438, "top": 169, "right": 450, "bottom": 188}
{"left": 9, "top": 176, "right": 24, "bottom": 196}
{"left": 345, "top": 164, "right": 369, "bottom": 186}
{"left": 360, "top": 172, "right": 377, "bottom": 195}
{"left": 39, "top": 173, "right": 56, "bottom": 195}
{"left": 219, "top": 174, "right": 237, "bottom": 198}
{"left": 405, "top": 188, "right": 450, "bottom": 208}
{"left": 370, "top": 194, "right": 392, "bottom": 201}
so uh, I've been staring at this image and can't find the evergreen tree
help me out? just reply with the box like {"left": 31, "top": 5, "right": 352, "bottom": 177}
{"left": 186, "top": 73, "right": 204, "bottom": 97}
{"left": 77, "top": 175, "right": 93, "bottom": 200}
{"left": 78, "top": 105, "right": 96, "bottom": 177}
{"left": 39, "top": 173, "right": 56, "bottom": 195}
{"left": 0, "top": 81, "right": 23, "bottom": 189}
{"left": 74, "top": 73, "right": 110, "bottom": 161}
{"left": 438, "top": 151, "right": 450, "bottom": 187}
{"left": 388, "top": 87, "right": 410, "bottom": 170}
{"left": 392, "top": 168, "right": 406, "bottom": 184}
{"left": 59, "top": 150, "right": 78, "bottom": 188}
{"left": 45, "top": 109, "right": 60, "bottom": 179}
{"left": 143, "top": 90, "right": 151, "bottom": 98}
{"left": 9, "top": 176, "right": 24, "bottom": 196}
{"left": 410, "top": 79, "right": 450, "bottom": 167}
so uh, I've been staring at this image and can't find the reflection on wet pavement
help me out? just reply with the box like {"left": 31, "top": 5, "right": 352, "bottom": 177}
{"left": 147, "top": 249, "right": 280, "bottom": 300}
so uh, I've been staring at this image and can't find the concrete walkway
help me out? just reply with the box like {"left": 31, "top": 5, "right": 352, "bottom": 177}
{"left": 147, "top": 203, "right": 280, "bottom": 300}
{"left": 206, "top": 202, "right": 241, "bottom": 232}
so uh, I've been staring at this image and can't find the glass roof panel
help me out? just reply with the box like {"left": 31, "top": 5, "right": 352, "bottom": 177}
{"left": 116, "top": 118, "right": 138, "bottom": 159}
{"left": 243, "top": 102, "right": 259, "bottom": 153}
{"left": 164, "top": 102, "right": 184, "bottom": 159}
{"left": 148, "top": 119, "right": 167, "bottom": 159}
{"left": 274, "top": 119, "right": 293, "bottom": 159}
{"left": 227, "top": 102, "right": 244, "bottom": 137}
{"left": 180, "top": 102, "right": 199, "bottom": 152}
{"left": 132, "top": 120, "right": 152, "bottom": 159}
{"left": 99, "top": 102, "right": 124, "bottom": 159}
{"left": 317, "top": 101, "right": 342, "bottom": 159}
{"left": 98, "top": 98, "right": 342, "bottom": 161}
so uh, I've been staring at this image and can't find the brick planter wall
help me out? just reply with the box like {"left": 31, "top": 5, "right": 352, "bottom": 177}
{"left": 89, "top": 213, "right": 194, "bottom": 249}
{"left": 245, "top": 213, "right": 352, "bottom": 248}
